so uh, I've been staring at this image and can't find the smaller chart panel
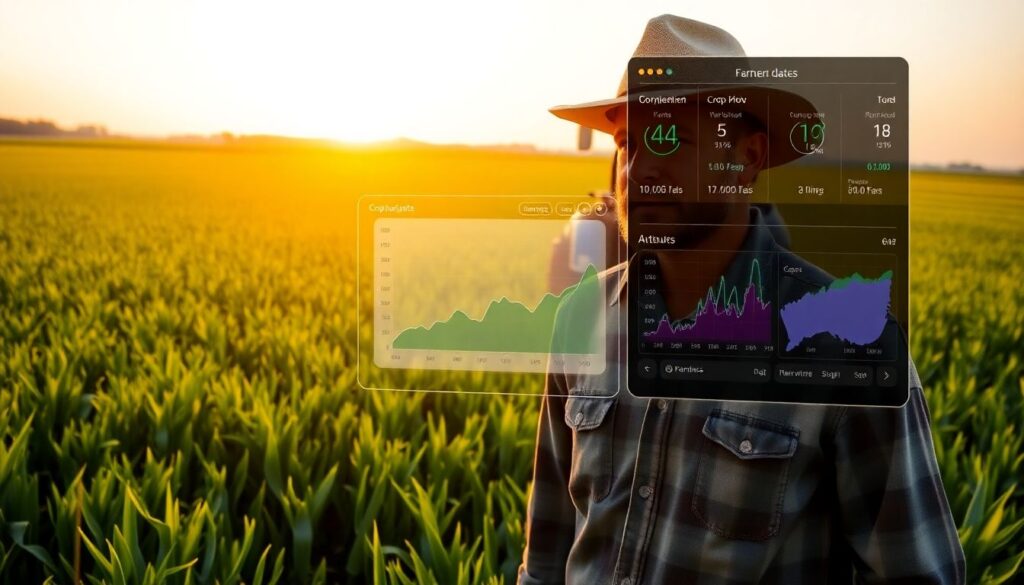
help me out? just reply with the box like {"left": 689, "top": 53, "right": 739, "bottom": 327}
{"left": 778, "top": 253, "right": 898, "bottom": 361}
{"left": 357, "top": 195, "right": 621, "bottom": 397}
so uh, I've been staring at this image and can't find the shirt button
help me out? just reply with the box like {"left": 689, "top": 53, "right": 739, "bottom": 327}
{"left": 656, "top": 399, "right": 668, "bottom": 411}
{"left": 638, "top": 485, "right": 653, "bottom": 499}
{"left": 573, "top": 412, "right": 584, "bottom": 426}
{"left": 739, "top": 439, "right": 753, "bottom": 454}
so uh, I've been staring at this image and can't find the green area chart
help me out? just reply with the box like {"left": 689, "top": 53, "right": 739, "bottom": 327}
{"left": 391, "top": 265, "right": 601, "bottom": 354}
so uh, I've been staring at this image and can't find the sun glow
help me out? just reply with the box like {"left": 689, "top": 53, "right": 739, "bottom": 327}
{"left": 0, "top": 0, "right": 1022, "bottom": 164}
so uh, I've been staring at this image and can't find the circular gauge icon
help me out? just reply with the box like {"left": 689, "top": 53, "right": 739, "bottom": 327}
{"left": 643, "top": 124, "right": 681, "bottom": 156}
{"left": 789, "top": 121, "right": 825, "bottom": 155}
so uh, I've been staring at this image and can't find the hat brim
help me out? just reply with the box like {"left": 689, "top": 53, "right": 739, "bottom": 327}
{"left": 549, "top": 96, "right": 625, "bottom": 137}
{"left": 550, "top": 85, "right": 819, "bottom": 168}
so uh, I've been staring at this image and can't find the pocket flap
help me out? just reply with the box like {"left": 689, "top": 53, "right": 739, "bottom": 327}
{"left": 702, "top": 410, "right": 799, "bottom": 460}
{"left": 564, "top": 396, "right": 614, "bottom": 431}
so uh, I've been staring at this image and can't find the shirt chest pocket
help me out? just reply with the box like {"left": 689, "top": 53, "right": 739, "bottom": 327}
{"left": 564, "top": 395, "right": 616, "bottom": 504}
{"left": 691, "top": 409, "right": 800, "bottom": 541}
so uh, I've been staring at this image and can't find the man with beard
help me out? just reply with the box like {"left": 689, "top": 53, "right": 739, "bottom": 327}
{"left": 518, "top": 15, "right": 964, "bottom": 585}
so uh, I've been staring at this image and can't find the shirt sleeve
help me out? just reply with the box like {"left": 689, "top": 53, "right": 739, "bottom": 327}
{"left": 832, "top": 361, "right": 966, "bottom": 584}
{"left": 518, "top": 372, "right": 577, "bottom": 585}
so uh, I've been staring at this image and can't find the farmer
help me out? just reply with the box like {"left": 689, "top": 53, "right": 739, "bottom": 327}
{"left": 518, "top": 15, "right": 965, "bottom": 585}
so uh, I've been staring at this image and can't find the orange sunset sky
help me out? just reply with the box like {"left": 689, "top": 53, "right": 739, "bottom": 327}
{"left": 1, "top": 0, "right": 1022, "bottom": 168}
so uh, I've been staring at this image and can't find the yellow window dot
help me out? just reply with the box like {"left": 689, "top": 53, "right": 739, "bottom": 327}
{"left": 638, "top": 68, "right": 645, "bottom": 75}
{"left": 656, "top": 68, "right": 663, "bottom": 75}
{"left": 646, "top": 68, "right": 654, "bottom": 75}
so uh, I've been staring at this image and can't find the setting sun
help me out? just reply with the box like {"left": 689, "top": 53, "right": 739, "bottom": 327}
{"left": 1, "top": 0, "right": 1023, "bottom": 163}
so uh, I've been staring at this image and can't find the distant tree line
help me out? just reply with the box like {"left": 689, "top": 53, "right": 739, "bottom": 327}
{"left": 0, "top": 117, "right": 107, "bottom": 137}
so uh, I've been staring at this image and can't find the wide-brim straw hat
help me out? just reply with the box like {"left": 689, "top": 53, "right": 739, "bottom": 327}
{"left": 550, "top": 14, "right": 816, "bottom": 167}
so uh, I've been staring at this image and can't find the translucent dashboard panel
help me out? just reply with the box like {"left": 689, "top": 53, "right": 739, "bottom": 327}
{"left": 357, "top": 195, "right": 621, "bottom": 396}
{"left": 626, "top": 57, "right": 908, "bottom": 406}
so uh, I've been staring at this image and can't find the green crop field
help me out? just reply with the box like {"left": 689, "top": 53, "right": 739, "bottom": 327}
{"left": 0, "top": 140, "right": 1021, "bottom": 584}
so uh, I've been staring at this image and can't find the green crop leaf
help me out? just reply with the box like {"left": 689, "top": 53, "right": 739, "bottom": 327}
{"left": 264, "top": 424, "right": 284, "bottom": 500}
{"left": 0, "top": 149, "right": 1021, "bottom": 584}
{"left": 9, "top": 521, "right": 59, "bottom": 575}
{"left": 252, "top": 544, "right": 285, "bottom": 585}
{"left": 985, "top": 549, "right": 1024, "bottom": 585}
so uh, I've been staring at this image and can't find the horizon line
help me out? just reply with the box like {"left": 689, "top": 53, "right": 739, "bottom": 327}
{"left": 0, "top": 116, "right": 1019, "bottom": 172}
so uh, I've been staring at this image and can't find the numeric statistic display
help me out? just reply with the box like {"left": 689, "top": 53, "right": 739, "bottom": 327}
{"left": 626, "top": 57, "right": 908, "bottom": 406}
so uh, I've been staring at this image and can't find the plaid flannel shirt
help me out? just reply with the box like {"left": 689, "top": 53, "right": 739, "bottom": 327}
{"left": 518, "top": 209, "right": 965, "bottom": 585}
